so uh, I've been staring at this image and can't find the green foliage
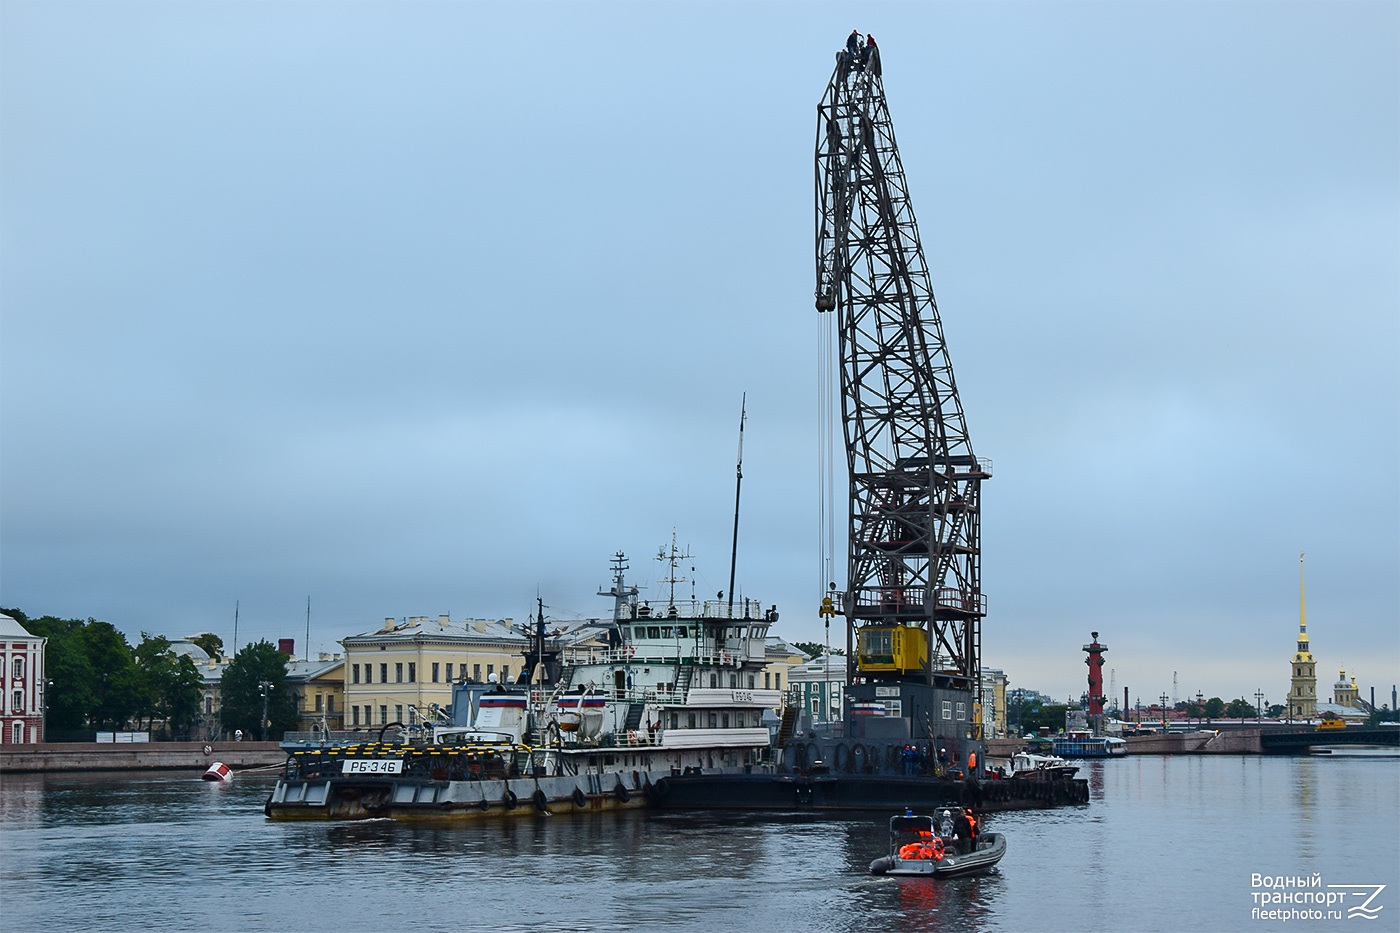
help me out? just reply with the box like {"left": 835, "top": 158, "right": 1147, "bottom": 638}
{"left": 1018, "top": 704, "right": 1070, "bottom": 735}
{"left": 219, "top": 641, "right": 298, "bottom": 740}
{"left": 792, "top": 641, "right": 846, "bottom": 657}
{"left": 22, "top": 615, "right": 97, "bottom": 732}
{"left": 133, "top": 633, "right": 205, "bottom": 737}
{"left": 189, "top": 632, "right": 224, "bottom": 661}
{"left": 1204, "top": 696, "right": 1226, "bottom": 719}
{"left": 1224, "top": 698, "right": 1257, "bottom": 719}
{"left": 1367, "top": 705, "right": 1398, "bottom": 726}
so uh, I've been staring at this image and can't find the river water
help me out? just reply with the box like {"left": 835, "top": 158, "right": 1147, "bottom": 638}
{"left": 3, "top": 752, "right": 1396, "bottom": 932}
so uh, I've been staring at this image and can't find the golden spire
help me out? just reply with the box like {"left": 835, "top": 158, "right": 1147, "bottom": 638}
{"left": 1294, "top": 551, "right": 1313, "bottom": 661}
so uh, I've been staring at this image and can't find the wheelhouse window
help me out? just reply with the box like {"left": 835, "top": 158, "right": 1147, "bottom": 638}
{"left": 941, "top": 700, "right": 952, "bottom": 720}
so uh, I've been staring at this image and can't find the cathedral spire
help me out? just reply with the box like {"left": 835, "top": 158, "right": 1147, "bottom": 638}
{"left": 1289, "top": 551, "right": 1317, "bottom": 720}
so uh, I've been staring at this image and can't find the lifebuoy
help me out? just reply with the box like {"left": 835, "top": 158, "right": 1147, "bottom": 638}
{"left": 502, "top": 790, "right": 518, "bottom": 810}
{"left": 625, "top": 646, "right": 635, "bottom": 658}
{"left": 572, "top": 787, "right": 587, "bottom": 807}
{"left": 627, "top": 730, "right": 639, "bottom": 744}
{"left": 531, "top": 789, "right": 549, "bottom": 811}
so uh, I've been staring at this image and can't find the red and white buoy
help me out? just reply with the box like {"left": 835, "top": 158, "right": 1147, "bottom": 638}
{"left": 201, "top": 761, "right": 233, "bottom": 782}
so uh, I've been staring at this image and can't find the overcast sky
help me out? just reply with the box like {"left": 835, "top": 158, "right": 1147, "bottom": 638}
{"left": 2, "top": 1, "right": 1396, "bottom": 708}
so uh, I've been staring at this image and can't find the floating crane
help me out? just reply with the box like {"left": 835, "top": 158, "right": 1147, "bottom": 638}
{"left": 815, "top": 40, "right": 991, "bottom": 740}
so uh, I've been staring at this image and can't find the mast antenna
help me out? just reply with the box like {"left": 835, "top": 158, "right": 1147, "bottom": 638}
{"left": 727, "top": 393, "right": 747, "bottom": 615}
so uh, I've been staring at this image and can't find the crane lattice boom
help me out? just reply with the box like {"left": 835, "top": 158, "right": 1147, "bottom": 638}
{"left": 815, "top": 45, "right": 989, "bottom": 692}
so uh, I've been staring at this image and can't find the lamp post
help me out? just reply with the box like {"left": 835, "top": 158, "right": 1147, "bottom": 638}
{"left": 1160, "top": 692, "right": 1169, "bottom": 732}
{"left": 258, "top": 680, "right": 272, "bottom": 741}
{"left": 1255, "top": 689, "right": 1264, "bottom": 722}
{"left": 41, "top": 679, "right": 53, "bottom": 743}
{"left": 1196, "top": 691, "right": 1204, "bottom": 728}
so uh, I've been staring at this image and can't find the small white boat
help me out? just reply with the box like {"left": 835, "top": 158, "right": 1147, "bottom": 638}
{"left": 869, "top": 808, "right": 1006, "bottom": 878}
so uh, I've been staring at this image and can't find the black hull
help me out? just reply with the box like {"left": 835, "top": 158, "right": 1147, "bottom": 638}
{"left": 646, "top": 771, "right": 1088, "bottom": 812}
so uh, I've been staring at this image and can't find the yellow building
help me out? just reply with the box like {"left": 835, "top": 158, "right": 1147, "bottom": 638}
{"left": 287, "top": 655, "right": 346, "bottom": 733}
{"left": 342, "top": 615, "right": 526, "bottom": 730}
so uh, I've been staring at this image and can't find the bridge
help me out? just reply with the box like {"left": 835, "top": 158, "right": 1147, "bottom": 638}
{"left": 1260, "top": 727, "right": 1400, "bottom": 754}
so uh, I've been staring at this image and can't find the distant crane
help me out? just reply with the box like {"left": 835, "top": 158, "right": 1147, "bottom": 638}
{"left": 815, "top": 39, "right": 990, "bottom": 699}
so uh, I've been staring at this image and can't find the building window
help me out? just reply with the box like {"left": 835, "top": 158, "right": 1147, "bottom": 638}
{"left": 432, "top": 663, "right": 440, "bottom": 683}
{"left": 764, "top": 672, "right": 771, "bottom": 689}
{"left": 775, "top": 673, "right": 782, "bottom": 691}
{"left": 327, "top": 696, "right": 334, "bottom": 713}
{"left": 352, "top": 665, "right": 360, "bottom": 685}
{"left": 364, "top": 705, "right": 371, "bottom": 725}
{"left": 379, "top": 705, "right": 388, "bottom": 725}
{"left": 446, "top": 663, "right": 454, "bottom": 682}
{"left": 942, "top": 700, "right": 953, "bottom": 720}
{"left": 11, "top": 722, "right": 21, "bottom": 744}
{"left": 956, "top": 702, "right": 966, "bottom": 721}
{"left": 486, "top": 664, "right": 494, "bottom": 678}
{"left": 12, "top": 657, "right": 23, "bottom": 679}
{"left": 394, "top": 705, "right": 403, "bottom": 723}
{"left": 13, "top": 691, "right": 23, "bottom": 713}
{"left": 473, "top": 664, "right": 481, "bottom": 682}
{"left": 315, "top": 694, "right": 323, "bottom": 712}
{"left": 380, "top": 663, "right": 388, "bottom": 684}
{"left": 395, "top": 663, "right": 403, "bottom": 683}
{"left": 408, "top": 663, "right": 416, "bottom": 683}
{"left": 352, "top": 707, "right": 360, "bottom": 726}
{"left": 205, "top": 696, "right": 213, "bottom": 714}
{"left": 502, "top": 665, "right": 509, "bottom": 681}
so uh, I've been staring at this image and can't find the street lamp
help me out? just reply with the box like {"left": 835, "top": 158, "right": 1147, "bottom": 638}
{"left": 258, "top": 680, "right": 272, "bottom": 741}
{"left": 1255, "top": 689, "right": 1264, "bottom": 722}
{"left": 1160, "top": 692, "right": 1169, "bottom": 732}
{"left": 1196, "top": 691, "right": 1204, "bottom": 728}
{"left": 41, "top": 679, "right": 53, "bottom": 743}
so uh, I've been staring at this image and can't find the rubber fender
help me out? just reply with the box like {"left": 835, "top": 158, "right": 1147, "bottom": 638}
{"left": 613, "top": 782, "right": 631, "bottom": 803}
{"left": 572, "top": 787, "right": 587, "bottom": 807}
{"left": 531, "top": 789, "right": 549, "bottom": 812}
{"left": 502, "top": 789, "right": 517, "bottom": 810}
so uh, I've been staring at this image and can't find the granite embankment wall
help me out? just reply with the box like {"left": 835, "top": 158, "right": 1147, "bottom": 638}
{"left": 1127, "top": 730, "right": 1263, "bottom": 754}
{"left": 988, "top": 731, "right": 1264, "bottom": 757}
{"left": 0, "top": 741, "right": 285, "bottom": 773}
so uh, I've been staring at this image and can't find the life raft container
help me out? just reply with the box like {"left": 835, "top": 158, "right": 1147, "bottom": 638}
{"left": 201, "top": 762, "right": 232, "bottom": 782}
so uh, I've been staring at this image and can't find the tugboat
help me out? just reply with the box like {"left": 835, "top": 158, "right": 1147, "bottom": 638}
{"left": 869, "top": 807, "right": 1007, "bottom": 877}
{"left": 265, "top": 548, "right": 783, "bottom": 820}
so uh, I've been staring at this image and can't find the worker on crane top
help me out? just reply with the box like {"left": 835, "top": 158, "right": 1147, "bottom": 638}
{"left": 846, "top": 30, "right": 861, "bottom": 62}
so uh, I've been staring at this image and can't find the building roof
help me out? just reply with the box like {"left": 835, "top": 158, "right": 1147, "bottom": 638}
{"left": 0, "top": 613, "right": 38, "bottom": 639}
{"left": 342, "top": 615, "right": 527, "bottom": 646}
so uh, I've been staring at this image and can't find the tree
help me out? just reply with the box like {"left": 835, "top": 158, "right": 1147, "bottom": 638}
{"left": 1018, "top": 704, "right": 1070, "bottom": 735}
{"left": 22, "top": 615, "right": 97, "bottom": 735}
{"left": 81, "top": 621, "right": 141, "bottom": 731}
{"left": 1203, "top": 696, "right": 1226, "bottom": 720}
{"left": 1367, "top": 705, "right": 1398, "bottom": 727}
{"left": 133, "top": 634, "right": 204, "bottom": 737}
{"left": 219, "top": 640, "right": 298, "bottom": 740}
{"left": 792, "top": 641, "right": 845, "bottom": 658}
{"left": 190, "top": 632, "right": 224, "bottom": 661}
{"left": 1224, "top": 698, "right": 1256, "bottom": 719}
